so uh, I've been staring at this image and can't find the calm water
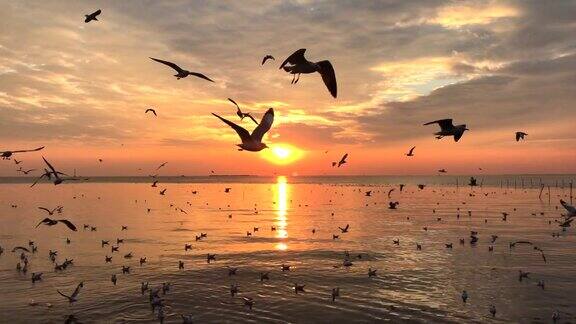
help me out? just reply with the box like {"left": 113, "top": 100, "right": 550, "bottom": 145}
{"left": 0, "top": 176, "right": 575, "bottom": 323}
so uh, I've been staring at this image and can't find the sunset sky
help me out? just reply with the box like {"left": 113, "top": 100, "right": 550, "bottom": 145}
{"left": 1, "top": 0, "right": 575, "bottom": 176}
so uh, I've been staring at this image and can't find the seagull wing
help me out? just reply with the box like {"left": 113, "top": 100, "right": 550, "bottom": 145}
{"left": 42, "top": 157, "right": 58, "bottom": 174}
{"left": 339, "top": 153, "right": 348, "bottom": 164}
{"left": 560, "top": 200, "right": 576, "bottom": 214}
{"left": 262, "top": 55, "right": 275, "bottom": 65}
{"left": 30, "top": 173, "right": 47, "bottom": 187}
{"left": 38, "top": 207, "right": 51, "bottom": 213}
{"left": 515, "top": 132, "right": 521, "bottom": 141}
{"left": 454, "top": 128, "right": 466, "bottom": 142}
{"left": 12, "top": 246, "right": 30, "bottom": 252}
{"left": 227, "top": 98, "right": 240, "bottom": 110}
{"left": 245, "top": 114, "right": 259, "bottom": 125}
{"left": 212, "top": 113, "right": 252, "bottom": 144}
{"left": 317, "top": 60, "right": 337, "bottom": 98}
{"left": 251, "top": 108, "right": 274, "bottom": 142}
{"left": 424, "top": 119, "right": 454, "bottom": 130}
{"left": 408, "top": 146, "right": 415, "bottom": 155}
{"left": 71, "top": 283, "right": 83, "bottom": 298}
{"left": 58, "top": 219, "right": 78, "bottom": 231}
{"left": 189, "top": 72, "right": 214, "bottom": 82}
{"left": 93, "top": 9, "right": 101, "bottom": 16}
{"left": 149, "top": 57, "right": 185, "bottom": 74}
{"left": 57, "top": 290, "right": 72, "bottom": 301}
{"left": 279, "top": 48, "right": 307, "bottom": 69}
{"left": 9, "top": 146, "right": 45, "bottom": 153}
{"left": 35, "top": 218, "right": 51, "bottom": 227}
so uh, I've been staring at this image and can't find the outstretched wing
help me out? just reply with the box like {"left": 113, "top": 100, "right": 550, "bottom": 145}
{"left": 57, "top": 290, "right": 71, "bottom": 300}
{"left": 245, "top": 114, "right": 259, "bottom": 125}
{"left": 424, "top": 119, "right": 454, "bottom": 130}
{"left": 227, "top": 98, "right": 240, "bottom": 110}
{"left": 38, "top": 207, "right": 51, "bottom": 213}
{"left": 408, "top": 146, "right": 415, "bottom": 154}
{"left": 149, "top": 57, "right": 184, "bottom": 74}
{"left": 42, "top": 156, "right": 58, "bottom": 174}
{"left": 12, "top": 246, "right": 30, "bottom": 252}
{"left": 36, "top": 217, "right": 51, "bottom": 228}
{"left": 212, "top": 113, "right": 252, "bottom": 144}
{"left": 71, "top": 282, "right": 83, "bottom": 298}
{"left": 339, "top": 153, "right": 348, "bottom": 164}
{"left": 251, "top": 108, "right": 274, "bottom": 142}
{"left": 30, "top": 173, "right": 47, "bottom": 187}
{"left": 58, "top": 219, "right": 78, "bottom": 231}
{"left": 560, "top": 199, "right": 576, "bottom": 214}
{"left": 10, "top": 146, "right": 45, "bottom": 154}
{"left": 279, "top": 49, "right": 307, "bottom": 69}
{"left": 317, "top": 60, "right": 337, "bottom": 98}
{"left": 262, "top": 55, "right": 275, "bottom": 65}
{"left": 454, "top": 128, "right": 466, "bottom": 142}
{"left": 189, "top": 72, "right": 214, "bottom": 82}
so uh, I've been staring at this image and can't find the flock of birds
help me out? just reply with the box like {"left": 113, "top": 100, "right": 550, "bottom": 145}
{"left": 0, "top": 7, "right": 570, "bottom": 324}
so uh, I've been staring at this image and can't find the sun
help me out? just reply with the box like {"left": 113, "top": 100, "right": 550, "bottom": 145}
{"left": 261, "top": 143, "right": 304, "bottom": 165}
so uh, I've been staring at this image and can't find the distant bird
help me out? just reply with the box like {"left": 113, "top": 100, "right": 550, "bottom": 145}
{"left": 151, "top": 180, "right": 158, "bottom": 187}
{"left": 36, "top": 218, "right": 77, "bottom": 231}
{"left": 368, "top": 268, "right": 377, "bottom": 277}
{"left": 438, "top": 169, "right": 447, "bottom": 173}
{"left": 1, "top": 146, "right": 44, "bottom": 160}
{"left": 387, "top": 188, "right": 395, "bottom": 198}
{"left": 294, "top": 283, "right": 305, "bottom": 294}
{"left": 515, "top": 132, "right": 528, "bottom": 142}
{"left": 31, "top": 157, "right": 78, "bottom": 186}
{"left": 84, "top": 9, "right": 101, "bottom": 23}
{"left": 149, "top": 57, "right": 214, "bottom": 82}
{"left": 212, "top": 108, "right": 274, "bottom": 152}
{"left": 388, "top": 201, "right": 399, "bottom": 209}
{"left": 333, "top": 153, "right": 348, "bottom": 168}
{"left": 406, "top": 146, "right": 415, "bottom": 157}
{"left": 279, "top": 48, "right": 337, "bottom": 98}
{"left": 423, "top": 119, "right": 469, "bottom": 142}
{"left": 399, "top": 184, "right": 405, "bottom": 192}
{"left": 338, "top": 224, "right": 350, "bottom": 233}
{"left": 560, "top": 199, "right": 576, "bottom": 217}
{"left": 227, "top": 98, "right": 259, "bottom": 125}
{"left": 17, "top": 168, "right": 36, "bottom": 175}
{"left": 261, "top": 55, "right": 275, "bottom": 65}
{"left": 145, "top": 108, "right": 157, "bottom": 116}
{"left": 489, "top": 305, "right": 497, "bottom": 318}
{"left": 331, "top": 288, "right": 340, "bottom": 302}
{"left": 469, "top": 177, "right": 478, "bottom": 187}
{"left": 14, "top": 159, "right": 22, "bottom": 165}
{"left": 418, "top": 184, "right": 426, "bottom": 190}
{"left": 57, "top": 282, "right": 84, "bottom": 303}
{"left": 159, "top": 188, "right": 167, "bottom": 195}
{"left": 461, "top": 290, "right": 468, "bottom": 303}
{"left": 365, "top": 191, "right": 372, "bottom": 197}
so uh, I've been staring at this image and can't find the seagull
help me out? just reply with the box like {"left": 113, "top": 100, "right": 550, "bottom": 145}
{"left": 406, "top": 146, "right": 415, "bottom": 157}
{"left": 333, "top": 153, "right": 348, "bottom": 168}
{"left": 338, "top": 224, "right": 350, "bottom": 233}
{"left": 84, "top": 9, "right": 101, "bottom": 23}
{"left": 159, "top": 188, "right": 167, "bottom": 195}
{"left": 261, "top": 55, "right": 275, "bottom": 65}
{"left": 516, "top": 132, "right": 528, "bottom": 142}
{"left": 14, "top": 159, "right": 22, "bottom": 164}
{"left": 438, "top": 169, "right": 447, "bottom": 173}
{"left": 149, "top": 57, "right": 214, "bottom": 82}
{"left": 228, "top": 98, "right": 259, "bottom": 125}
{"left": 212, "top": 108, "right": 274, "bottom": 152}
{"left": 423, "top": 119, "right": 469, "bottom": 142}
{"left": 31, "top": 272, "right": 43, "bottom": 283}
{"left": 469, "top": 177, "right": 478, "bottom": 187}
{"left": 1, "top": 146, "right": 44, "bottom": 159}
{"left": 32, "top": 157, "right": 78, "bottom": 186}
{"left": 36, "top": 218, "right": 77, "bottom": 231}
{"left": 145, "top": 108, "right": 157, "bottom": 116}
{"left": 57, "top": 282, "right": 84, "bottom": 303}
{"left": 17, "top": 168, "right": 36, "bottom": 175}
{"left": 279, "top": 49, "right": 337, "bottom": 98}
{"left": 331, "top": 288, "right": 340, "bottom": 302}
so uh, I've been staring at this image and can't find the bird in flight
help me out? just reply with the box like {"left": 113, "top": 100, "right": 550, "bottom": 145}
{"left": 145, "top": 108, "right": 157, "bottom": 116}
{"left": 438, "top": 169, "right": 447, "bottom": 173}
{"left": 515, "top": 132, "right": 528, "bottom": 142}
{"left": 423, "top": 119, "right": 469, "bottom": 142}
{"left": 84, "top": 9, "right": 101, "bottom": 23}
{"left": 212, "top": 108, "right": 274, "bottom": 152}
{"left": 1, "top": 146, "right": 44, "bottom": 160}
{"left": 14, "top": 159, "right": 22, "bottom": 165}
{"left": 560, "top": 199, "right": 576, "bottom": 218}
{"left": 261, "top": 55, "right": 275, "bottom": 65}
{"left": 227, "top": 98, "right": 259, "bottom": 125}
{"left": 31, "top": 157, "right": 79, "bottom": 186}
{"left": 149, "top": 57, "right": 214, "bottom": 82}
{"left": 332, "top": 154, "right": 348, "bottom": 168}
{"left": 279, "top": 48, "right": 337, "bottom": 98}
{"left": 406, "top": 146, "right": 415, "bottom": 157}
{"left": 17, "top": 168, "right": 36, "bottom": 175}
{"left": 57, "top": 282, "right": 84, "bottom": 303}
{"left": 36, "top": 218, "right": 77, "bottom": 231}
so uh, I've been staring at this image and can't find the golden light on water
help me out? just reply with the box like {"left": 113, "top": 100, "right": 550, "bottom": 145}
{"left": 274, "top": 176, "right": 289, "bottom": 250}
{"left": 261, "top": 143, "right": 305, "bottom": 165}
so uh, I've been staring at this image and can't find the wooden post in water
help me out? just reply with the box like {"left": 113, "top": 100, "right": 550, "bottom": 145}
{"left": 530, "top": 179, "right": 533, "bottom": 188}
{"left": 507, "top": 180, "right": 509, "bottom": 190}
{"left": 539, "top": 184, "right": 544, "bottom": 200}
{"left": 521, "top": 178, "right": 524, "bottom": 189}
{"left": 571, "top": 181, "right": 573, "bottom": 204}
{"left": 548, "top": 185, "right": 551, "bottom": 204}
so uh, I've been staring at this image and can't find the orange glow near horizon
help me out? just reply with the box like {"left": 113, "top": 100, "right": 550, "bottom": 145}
{"left": 275, "top": 176, "right": 289, "bottom": 250}
{"left": 261, "top": 144, "right": 305, "bottom": 166}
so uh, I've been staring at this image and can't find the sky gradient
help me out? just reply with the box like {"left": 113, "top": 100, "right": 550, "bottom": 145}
{"left": 1, "top": 0, "right": 575, "bottom": 176}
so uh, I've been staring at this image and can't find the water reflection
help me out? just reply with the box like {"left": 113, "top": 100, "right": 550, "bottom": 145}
{"left": 275, "top": 176, "right": 289, "bottom": 250}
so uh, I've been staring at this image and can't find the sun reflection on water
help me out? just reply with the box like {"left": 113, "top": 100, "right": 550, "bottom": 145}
{"left": 274, "top": 176, "right": 289, "bottom": 250}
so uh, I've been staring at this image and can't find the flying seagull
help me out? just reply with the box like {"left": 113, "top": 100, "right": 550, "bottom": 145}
{"left": 36, "top": 218, "right": 77, "bottom": 231}
{"left": 332, "top": 153, "right": 348, "bottom": 168}
{"left": 84, "top": 9, "right": 101, "bottom": 23}
{"left": 145, "top": 108, "right": 157, "bottom": 116}
{"left": 406, "top": 146, "right": 415, "bottom": 157}
{"left": 57, "top": 282, "right": 84, "bottom": 303}
{"left": 156, "top": 162, "right": 168, "bottom": 170}
{"left": 1, "top": 146, "right": 44, "bottom": 160}
{"left": 279, "top": 48, "right": 337, "bottom": 98}
{"left": 261, "top": 55, "right": 275, "bottom": 65}
{"left": 149, "top": 57, "right": 214, "bottom": 82}
{"left": 32, "top": 157, "right": 79, "bottom": 186}
{"left": 516, "top": 132, "right": 528, "bottom": 142}
{"left": 560, "top": 199, "right": 576, "bottom": 217}
{"left": 17, "top": 168, "right": 36, "bottom": 175}
{"left": 212, "top": 108, "right": 274, "bottom": 152}
{"left": 423, "top": 119, "right": 469, "bottom": 142}
{"left": 227, "top": 98, "right": 259, "bottom": 125}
